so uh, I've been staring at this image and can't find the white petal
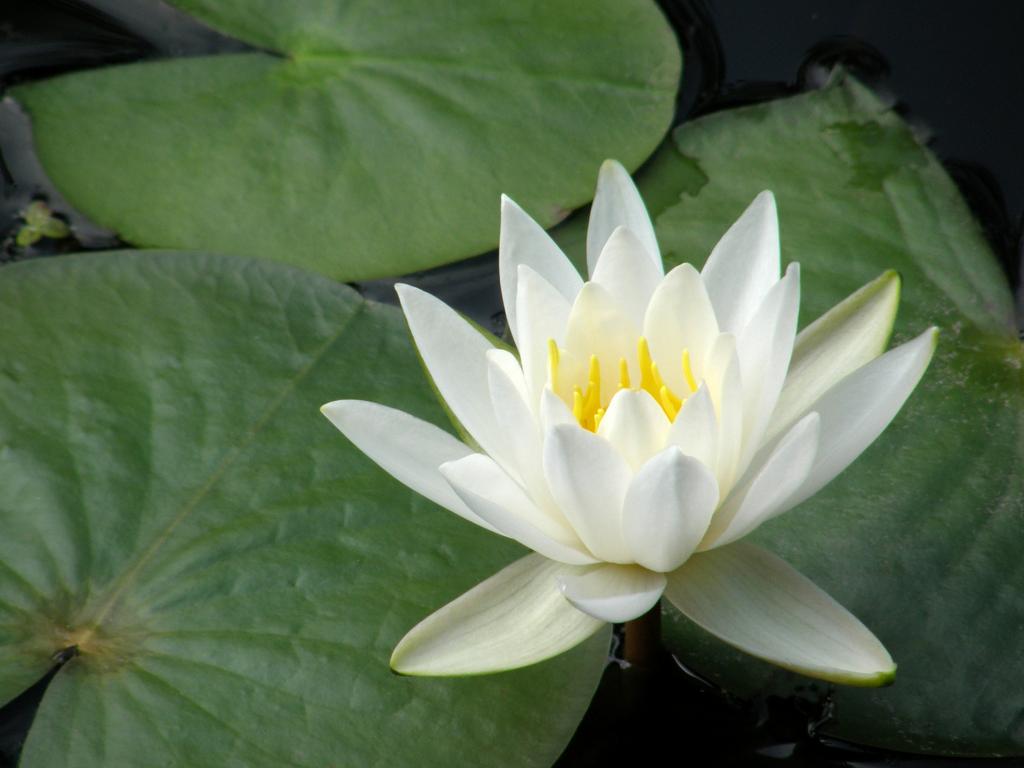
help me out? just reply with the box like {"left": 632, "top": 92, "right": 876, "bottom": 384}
{"left": 596, "top": 389, "right": 670, "bottom": 470}
{"left": 666, "top": 383, "right": 718, "bottom": 473}
{"left": 541, "top": 387, "right": 575, "bottom": 430}
{"left": 499, "top": 195, "right": 583, "bottom": 345}
{"left": 441, "top": 455, "right": 596, "bottom": 566}
{"left": 701, "top": 412, "right": 820, "bottom": 550}
{"left": 701, "top": 191, "right": 780, "bottom": 335}
{"left": 665, "top": 542, "right": 896, "bottom": 686}
{"left": 622, "top": 447, "right": 719, "bottom": 573}
{"left": 586, "top": 159, "right": 661, "bottom": 277}
{"left": 391, "top": 554, "right": 606, "bottom": 675}
{"left": 704, "top": 333, "right": 743, "bottom": 493}
{"left": 543, "top": 424, "right": 633, "bottom": 563}
{"left": 786, "top": 327, "right": 938, "bottom": 508}
{"left": 767, "top": 270, "right": 901, "bottom": 442}
{"left": 515, "top": 265, "right": 573, "bottom": 407}
{"left": 320, "top": 400, "right": 496, "bottom": 533}
{"left": 562, "top": 282, "right": 639, "bottom": 396}
{"left": 643, "top": 263, "right": 719, "bottom": 394}
{"left": 396, "top": 284, "right": 508, "bottom": 466}
{"left": 559, "top": 563, "right": 666, "bottom": 623}
{"left": 486, "top": 347, "right": 529, "bottom": 401}
{"left": 591, "top": 226, "right": 663, "bottom": 329}
{"left": 486, "top": 349, "right": 550, "bottom": 499}
{"left": 736, "top": 262, "right": 800, "bottom": 460}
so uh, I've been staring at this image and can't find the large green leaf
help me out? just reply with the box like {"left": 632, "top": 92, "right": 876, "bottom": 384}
{"left": 0, "top": 251, "right": 608, "bottom": 766}
{"left": 12, "top": 0, "right": 680, "bottom": 281}
{"left": 618, "top": 75, "right": 1022, "bottom": 755}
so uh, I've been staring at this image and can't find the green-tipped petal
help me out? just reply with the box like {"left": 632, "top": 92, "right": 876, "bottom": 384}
{"left": 768, "top": 270, "right": 901, "bottom": 441}
{"left": 666, "top": 542, "right": 896, "bottom": 687}
{"left": 785, "top": 326, "right": 938, "bottom": 509}
{"left": 391, "top": 554, "right": 605, "bottom": 676}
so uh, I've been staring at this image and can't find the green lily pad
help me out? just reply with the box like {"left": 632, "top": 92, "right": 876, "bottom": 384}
{"left": 0, "top": 251, "right": 609, "bottom": 766}
{"left": 12, "top": 0, "right": 680, "bottom": 281}
{"left": 623, "top": 75, "right": 1021, "bottom": 755}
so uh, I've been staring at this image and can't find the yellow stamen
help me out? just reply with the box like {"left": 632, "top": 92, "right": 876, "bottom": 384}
{"left": 637, "top": 337, "right": 656, "bottom": 392}
{"left": 637, "top": 336, "right": 684, "bottom": 421}
{"left": 547, "top": 339, "right": 560, "bottom": 392}
{"left": 662, "top": 382, "right": 681, "bottom": 410}
{"left": 585, "top": 382, "right": 600, "bottom": 414}
{"left": 560, "top": 337, "right": 688, "bottom": 431}
{"left": 618, "top": 358, "right": 630, "bottom": 389}
{"left": 682, "top": 348, "right": 697, "bottom": 392}
{"left": 565, "top": 355, "right": 603, "bottom": 430}
{"left": 650, "top": 361, "right": 666, "bottom": 392}
{"left": 659, "top": 386, "right": 679, "bottom": 420}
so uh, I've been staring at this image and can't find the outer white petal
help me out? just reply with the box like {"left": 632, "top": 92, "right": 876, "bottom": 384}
{"left": 441, "top": 455, "right": 597, "bottom": 566}
{"left": 391, "top": 554, "right": 606, "bottom": 675}
{"left": 486, "top": 349, "right": 545, "bottom": 495}
{"left": 665, "top": 542, "right": 896, "bottom": 686}
{"left": 621, "top": 447, "right": 719, "bottom": 573}
{"left": 591, "top": 226, "right": 663, "bottom": 329}
{"left": 562, "top": 282, "right": 639, "bottom": 394}
{"left": 666, "top": 383, "right": 718, "bottom": 473}
{"left": 596, "top": 389, "right": 671, "bottom": 470}
{"left": 767, "top": 270, "right": 901, "bottom": 442}
{"left": 320, "top": 400, "right": 496, "bottom": 533}
{"left": 786, "top": 327, "right": 938, "bottom": 508}
{"left": 586, "top": 159, "right": 661, "bottom": 277}
{"left": 544, "top": 424, "right": 633, "bottom": 563}
{"left": 700, "top": 412, "right": 820, "bottom": 550}
{"left": 736, "top": 262, "right": 800, "bottom": 460}
{"left": 701, "top": 191, "right": 780, "bottom": 335}
{"left": 643, "top": 263, "right": 719, "bottom": 394}
{"left": 558, "top": 563, "right": 666, "bottom": 623}
{"left": 516, "top": 265, "right": 573, "bottom": 407}
{"left": 704, "top": 333, "right": 743, "bottom": 493}
{"left": 396, "top": 284, "right": 508, "bottom": 466}
{"left": 499, "top": 195, "right": 584, "bottom": 346}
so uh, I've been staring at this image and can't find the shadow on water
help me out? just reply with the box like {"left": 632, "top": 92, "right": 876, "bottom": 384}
{"left": 555, "top": 637, "right": 1012, "bottom": 766}
{"left": 0, "top": 0, "right": 1022, "bottom": 765}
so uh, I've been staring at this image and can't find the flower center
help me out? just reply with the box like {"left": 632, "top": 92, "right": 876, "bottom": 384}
{"left": 547, "top": 337, "right": 698, "bottom": 431}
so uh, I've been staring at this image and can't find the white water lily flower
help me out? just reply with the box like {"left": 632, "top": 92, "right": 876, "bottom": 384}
{"left": 322, "top": 160, "right": 937, "bottom": 686}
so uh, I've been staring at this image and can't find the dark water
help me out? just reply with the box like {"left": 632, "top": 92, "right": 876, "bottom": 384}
{"left": 0, "top": 1, "right": 1022, "bottom": 765}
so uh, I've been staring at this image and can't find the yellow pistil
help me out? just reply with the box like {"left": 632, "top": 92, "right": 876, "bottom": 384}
{"left": 618, "top": 358, "right": 630, "bottom": 389}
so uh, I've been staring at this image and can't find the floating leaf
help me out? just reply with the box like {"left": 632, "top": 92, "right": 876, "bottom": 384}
{"left": 0, "top": 251, "right": 608, "bottom": 766}
{"left": 13, "top": 0, "right": 680, "bottom": 280}
{"left": 613, "top": 75, "right": 1021, "bottom": 755}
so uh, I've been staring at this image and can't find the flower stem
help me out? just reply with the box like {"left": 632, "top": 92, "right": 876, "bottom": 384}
{"left": 622, "top": 600, "right": 662, "bottom": 668}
